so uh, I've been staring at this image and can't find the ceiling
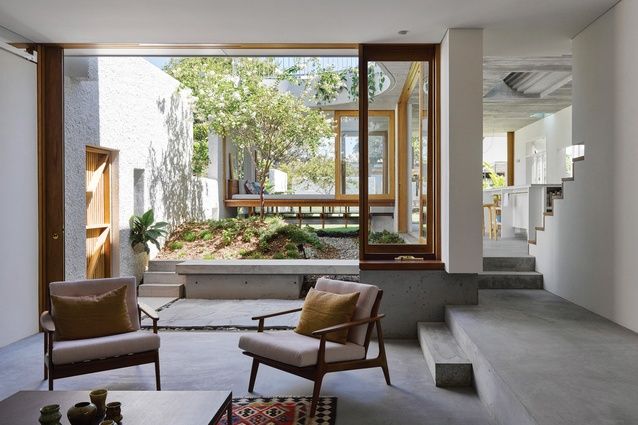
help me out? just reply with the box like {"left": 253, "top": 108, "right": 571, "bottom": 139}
{"left": 0, "top": 0, "right": 617, "bottom": 56}
{"left": 483, "top": 56, "right": 572, "bottom": 134}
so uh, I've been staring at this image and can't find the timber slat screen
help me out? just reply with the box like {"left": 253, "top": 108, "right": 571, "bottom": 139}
{"left": 85, "top": 147, "right": 112, "bottom": 278}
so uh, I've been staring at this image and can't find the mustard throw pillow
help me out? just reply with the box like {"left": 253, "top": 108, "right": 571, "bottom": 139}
{"left": 51, "top": 285, "right": 135, "bottom": 340}
{"left": 295, "top": 288, "right": 360, "bottom": 344}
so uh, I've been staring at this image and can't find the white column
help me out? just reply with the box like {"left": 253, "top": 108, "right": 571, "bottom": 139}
{"left": 440, "top": 29, "right": 484, "bottom": 273}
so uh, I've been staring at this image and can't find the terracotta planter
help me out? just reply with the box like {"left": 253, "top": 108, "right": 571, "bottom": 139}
{"left": 227, "top": 179, "right": 239, "bottom": 197}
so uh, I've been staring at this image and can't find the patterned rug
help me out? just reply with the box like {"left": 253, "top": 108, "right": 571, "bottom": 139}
{"left": 219, "top": 396, "right": 337, "bottom": 425}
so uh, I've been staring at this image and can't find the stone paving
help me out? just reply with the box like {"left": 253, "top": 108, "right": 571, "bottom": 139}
{"left": 141, "top": 298, "right": 303, "bottom": 329}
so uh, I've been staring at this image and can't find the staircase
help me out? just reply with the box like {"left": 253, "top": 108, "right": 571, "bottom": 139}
{"left": 138, "top": 260, "right": 185, "bottom": 298}
{"left": 479, "top": 257, "right": 543, "bottom": 289}
{"left": 528, "top": 156, "right": 584, "bottom": 245}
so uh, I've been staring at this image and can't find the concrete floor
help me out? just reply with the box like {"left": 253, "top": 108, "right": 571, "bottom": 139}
{"left": 0, "top": 331, "right": 492, "bottom": 425}
{"left": 141, "top": 299, "right": 303, "bottom": 329}
{"left": 449, "top": 290, "right": 638, "bottom": 425}
{"left": 482, "top": 236, "right": 530, "bottom": 257}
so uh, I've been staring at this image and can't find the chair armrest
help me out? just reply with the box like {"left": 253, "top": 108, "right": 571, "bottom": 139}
{"left": 312, "top": 314, "right": 385, "bottom": 337}
{"left": 251, "top": 307, "right": 302, "bottom": 321}
{"left": 138, "top": 301, "right": 159, "bottom": 321}
{"left": 40, "top": 311, "right": 56, "bottom": 333}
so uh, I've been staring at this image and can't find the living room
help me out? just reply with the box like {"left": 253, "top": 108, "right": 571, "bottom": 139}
{"left": 2, "top": 0, "right": 638, "bottom": 424}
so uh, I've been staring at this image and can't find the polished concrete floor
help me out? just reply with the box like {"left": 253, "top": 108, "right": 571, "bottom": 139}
{"left": 482, "top": 236, "right": 530, "bottom": 257}
{"left": 0, "top": 332, "right": 493, "bottom": 425}
{"left": 449, "top": 290, "right": 638, "bottom": 425}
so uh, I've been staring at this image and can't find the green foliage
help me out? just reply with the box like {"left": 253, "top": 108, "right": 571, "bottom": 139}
{"left": 369, "top": 230, "right": 405, "bottom": 244}
{"left": 168, "top": 241, "right": 184, "bottom": 251}
{"left": 273, "top": 252, "right": 285, "bottom": 259}
{"left": 203, "top": 252, "right": 215, "bottom": 260}
{"left": 483, "top": 161, "right": 506, "bottom": 189}
{"left": 199, "top": 230, "right": 213, "bottom": 241}
{"left": 278, "top": 152, "right": 335, "bottom": 194}
{"left": 182, "top": 231, "right": 197, "bottom": 242}
{"left": 284, "top": 242, "right": 297, "bottom": 251}
{"left": 259, "top": 221, "right": 322, "bottom": 251}
{"left": 316, "top": 227, "right": 360, "bottom": 238}
{"left": 129, "top": 209, "right": 169, "bottom": 253}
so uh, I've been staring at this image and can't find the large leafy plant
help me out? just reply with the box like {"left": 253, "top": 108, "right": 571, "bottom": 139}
{"left": 129, "top": 209, "right": 169, "bottom": 253}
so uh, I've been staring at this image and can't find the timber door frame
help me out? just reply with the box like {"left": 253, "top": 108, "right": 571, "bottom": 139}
{"left": 85, "top": 146, "right": 113, "bottom": 278}
{"left": 37, "top": 45, "right": 65, "bottom": 313}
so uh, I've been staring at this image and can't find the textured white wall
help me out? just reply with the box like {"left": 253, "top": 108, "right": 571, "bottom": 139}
{"left": 65, "top": 57, "right": 217, "bottom": 281}
{"left": 514, "top": 106, "right": 572, "bottom": 185}
{"left": 0, "top": 49, "right": 38, "bottom": 347}
{"left": 532, "top": 0, "right": 638, "bottom": 333}
{"left": 440, "top": 29, "right": 484, "bottom": 273}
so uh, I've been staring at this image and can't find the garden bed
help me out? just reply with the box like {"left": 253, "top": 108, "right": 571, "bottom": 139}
{"left": 156, "top": 216, "right": 359, "bottom": 261}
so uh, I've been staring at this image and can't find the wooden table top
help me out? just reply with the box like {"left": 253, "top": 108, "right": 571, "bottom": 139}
{"left": 0, "top": 390, "right": 232, "bottom": 425}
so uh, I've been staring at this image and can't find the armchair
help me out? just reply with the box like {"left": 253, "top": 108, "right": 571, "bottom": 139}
{"left": 238, "top": 278, "right": 390, "bottom": 417}
{"left": 42, "top": 277, "right": 161, "bottom": 390}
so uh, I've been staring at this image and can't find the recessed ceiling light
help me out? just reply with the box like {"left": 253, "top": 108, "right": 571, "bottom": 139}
{"left": 398, "top": 30, "right": 409, "bottom": 35}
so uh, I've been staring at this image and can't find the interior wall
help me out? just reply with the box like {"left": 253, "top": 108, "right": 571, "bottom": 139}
{"left": 0, "top": 48, "right": 39, "bottom": 347}
{"left": 440, "top": 29, "right": 484, "bottom": 273}
{"left": 514, "top": 106, "right": 572, "bottom": 185}
{"left": 533, "top": 0, "right": 638, "bottom": 333}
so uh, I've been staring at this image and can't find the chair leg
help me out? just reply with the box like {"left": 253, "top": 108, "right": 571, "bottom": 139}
{"left": 309, "top": 373, "right": 324, "bottom": 418}
{"left": 377, "top": 322, "right": 391, "bottom": 386}
{"left": 43, "top": 333, "right": 48, "bottom": 380}
{"left": 154, "top": 351, "right": 161, "bottom": 391}
{"left": 48, "top": 372, "right": 54, "bottom": 391}
{"left": 248, "top": 359, "right": 259, "bottom": 392}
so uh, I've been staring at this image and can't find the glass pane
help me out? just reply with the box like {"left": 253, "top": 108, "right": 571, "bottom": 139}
{"left": 339, "top": 115, "right": 359, "bottom": 195}
{"left": 367, "top": 60, "right": 429, "bottom": 246}
{"left": 420, "top": 62, "right": 429, "bottom": 241}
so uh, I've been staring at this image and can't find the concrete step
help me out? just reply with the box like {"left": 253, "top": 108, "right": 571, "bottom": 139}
{"left": 147, "top": 260, "right": 182, "bottom": 272}
{"left": 417, "top": 322, "right": 473, "bottom": 387}
{"left": 478, "top": 271, "right": 543, "bottom": 289}
{"left": 143, "top": 271, "right": 184, "bottom": 285}
{"left": 138, "top": 283, "right": 184, "bottom": 298}
{"left": 483, "top": 256, "right": 535, "bottom": 272}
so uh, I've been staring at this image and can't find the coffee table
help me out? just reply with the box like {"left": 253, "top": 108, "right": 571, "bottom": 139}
{"left": 0, "top": 390, "right": 232, "bottom": 424}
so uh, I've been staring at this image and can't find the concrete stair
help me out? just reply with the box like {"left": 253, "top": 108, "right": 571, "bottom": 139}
{"left": 139, "top": 261, "right": 185, "bottom": 298}
{"left": 478, "top": 271, "right": 543, "bottom": 289}
{"left": 417, "top": 322, "right": 473, "bottom": 387}
{"left": 483, "top": 256, "right": 535, "bottom": 272}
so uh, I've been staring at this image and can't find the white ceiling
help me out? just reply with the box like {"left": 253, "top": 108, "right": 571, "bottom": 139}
{"left": 0, "top": 0, "right": 617, "bottom": 55}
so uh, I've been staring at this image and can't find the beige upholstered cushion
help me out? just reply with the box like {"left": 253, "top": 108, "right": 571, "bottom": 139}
{"left": 239, "top": 331, "right": 365, "bottom": 367}
{"left": 50, "top": 277, "right": 140, "bottom": 330}
{"left": 315, "top": 278, "right": 380, "bottom": 345}
{"left": 50, "top": 331, "right": 160, "bottom": 365}
{"left": 295, "top": 288, "right": 360, "bottom": 344}
{"left": 51, "top": 285, "right": 134, "bottom": 340}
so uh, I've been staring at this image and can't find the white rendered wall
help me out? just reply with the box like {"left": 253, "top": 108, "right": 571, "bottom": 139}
{"left": 0, "top": 49, "right": 38, "bottom": 347}
{"left": 532, "top": 0, "right": 638, "bottom": 333}
{"left": 440, "top": 29, "right": 484, "bottom": 273}
{"left": 65, "top": 57, "right": 217, "bottom": 281}
{"left": 514, "top": 106, "right": 572, "bottom": 185}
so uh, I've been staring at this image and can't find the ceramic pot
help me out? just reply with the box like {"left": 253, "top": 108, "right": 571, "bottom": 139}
{"left": 105, "top": 401, "right": 122, "bottom": 423}
{"left": 90, "top": 389, "right": 108, "bottom": 417}
{"left": 38, "top": 404, "right": 62, "bottom": 425}
{"left": 66, "top": 402, "right": 97, "bottom": 425}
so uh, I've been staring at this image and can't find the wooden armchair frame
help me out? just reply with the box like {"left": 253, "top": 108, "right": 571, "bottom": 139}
{"left": 42, "top": 302, "right": 161, "bottom": 391}
{"left": 242, "top": 290, "right": 390, "bottom": 417}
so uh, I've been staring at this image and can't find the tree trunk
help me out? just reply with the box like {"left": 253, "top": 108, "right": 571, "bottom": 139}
{"left": 259, "top": 180, "right": 266, "bottom": 220}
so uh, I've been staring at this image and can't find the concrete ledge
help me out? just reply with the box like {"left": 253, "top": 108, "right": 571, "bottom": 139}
{"left": 418, "top": 322, "right": 473, "bottom": 387}
{"left": 176, "top": 259, "right": 359, "bottom": 275}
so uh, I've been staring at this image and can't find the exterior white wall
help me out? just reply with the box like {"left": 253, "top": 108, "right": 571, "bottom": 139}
{"left": 532, "top": 0, "right": 638, "bottom": 333}
{"left": 65, "top": 57, "right": 217, "bottom": 281}
{"left": 0, "top": 49, "right": 38, "bottom": 347}
{"left": 440, "top": 29, "right": 484, "bottom": 273}
{"left": 514, "top": 106, "right": 572, "bottom": 185}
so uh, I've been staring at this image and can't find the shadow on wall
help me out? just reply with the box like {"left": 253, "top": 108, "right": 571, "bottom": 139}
{"left": 148, "top": 91, "right": 207, "bottom": 227}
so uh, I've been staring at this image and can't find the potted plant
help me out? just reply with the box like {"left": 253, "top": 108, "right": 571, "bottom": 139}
{"left": 129, "top": 209, "right": 169, "bottom": 280}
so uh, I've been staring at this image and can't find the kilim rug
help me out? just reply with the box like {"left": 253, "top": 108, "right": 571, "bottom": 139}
{"left": 219, "top": 396, "right": 337, "bottom": 425}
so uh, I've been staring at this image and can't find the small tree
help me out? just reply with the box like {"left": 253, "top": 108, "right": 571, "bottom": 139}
{"left": 230, "top": 86, "right": 333, "bottom": 217}
{"left": 279, "top": 155, "right": 335, "bottom": 194}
